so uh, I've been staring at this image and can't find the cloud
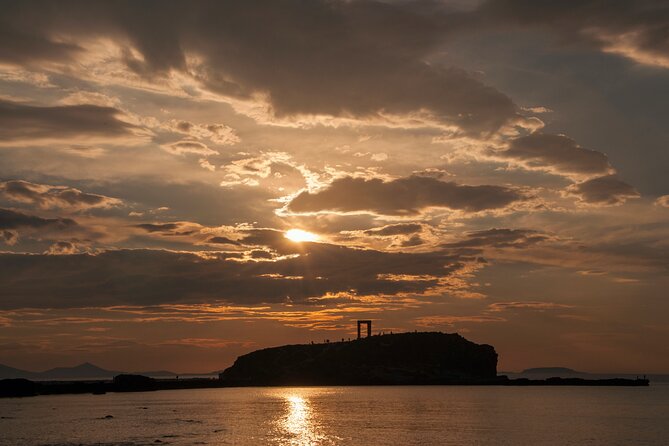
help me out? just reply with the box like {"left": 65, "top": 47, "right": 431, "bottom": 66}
{"left": 161, "top": 140, "right": 218, "bottom": 156}
{"left": 487, "top": 301, "right": 573, "bottom": 312}
{"left": 655, "top": 195, "right": 669, "bottom": 208}
{"left": 442, "top": 228, "right": 550, "bottom": 250}
{"left": 1, "top": 208, "right": 106, "bottom": 250}
{"left": 565, "top": 175, "right": 640, "bottom": 205}
{"left": 0, "top": 0, "right": 526, "bottom": 134}
{"left": 413, "top": 314, "right": 505, "bottom": 327}
{"left": 0, "top": 244, "right": 472, "bottom": 309}
{"left": 60, "top": 146, "right": 107, "bottom": 159}
{"left": 0, "top": 3, "right": 82, "bottom": 65}
{"left": 0, "top": 208, "right": 77, "bottom": 231}
{"left": 132, "top": 221, "right": 205, "bottom": 239}
{"left": 164, "top": 120, "right": 240, "bottom": 145}
{"left": 217, "top": 152, "right": 307, "bottom": 188}
{"left": 287, "top": 176, "right": 526, "bottom": 215}
{"left": 1, "top": 229, "right": 18, "bottom": 245}
{"left": 199, "top": 158, "right": 216, "bottom": 172}
{"left": 4, "top": 1, "right": 665, "bottom": 141}
{"left": 134, "top": 223, "right": 189, "bottom": 234}
{"left": 207, "top": 236, "right": 241, "bottom": 246}
{"left": 0, "top": 208, "right": 99, "bottom": 247}
{"left": 219, "top": 152, "right": 293, "bottom": 182}
{"left": 479, "top": 0, "right": 669, "bottom": 69}
{"left": 58, "top": 91, "right": 121, "bottom": 108}
{"left": 498, "top": 133, "right": 613, "bottom": 177}
{"left": 45, "top": 241, "right": 83, "bottom": 255}
{"left": 400, "top": 234, "right": 425, "bottom": 247}
{"left": 363, "top": 223, "right": 423, "bottom": 237}
{"left": 0, "top": 180, "right": 122, "bottom": 210}
{"left": 0, "top": 99, "right": 146, "bottom": 146}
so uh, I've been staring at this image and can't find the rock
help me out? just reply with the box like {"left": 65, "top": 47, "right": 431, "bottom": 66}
{"left": 0, "top": 379, "right": 39, "bottom": 397}
{"left": 112, "top": 374, "right": 156, "bottom": 392}
{"left": 219, "top": 332, "right": 497, "bottom": 386}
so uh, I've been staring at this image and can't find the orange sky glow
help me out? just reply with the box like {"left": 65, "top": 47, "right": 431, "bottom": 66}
{"left": 0, "top": 0, "right": 668, "bottom": 374}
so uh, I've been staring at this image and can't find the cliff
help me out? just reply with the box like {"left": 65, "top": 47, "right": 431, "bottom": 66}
{"left": 219, "top": 332, "right": 498, "bottom": 386}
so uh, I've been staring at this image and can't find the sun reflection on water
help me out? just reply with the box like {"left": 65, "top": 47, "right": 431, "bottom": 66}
{"left": 279, "top": 392, "right": 327, "bottom": 445}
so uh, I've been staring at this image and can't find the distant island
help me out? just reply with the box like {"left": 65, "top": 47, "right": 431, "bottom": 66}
{"left": 0, "top": 331, "right": 649, "bottom": 397}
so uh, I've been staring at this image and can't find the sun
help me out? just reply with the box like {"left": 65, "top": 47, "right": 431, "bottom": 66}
{"left": 285, "top": 229, "right": 320, "bottom": 243}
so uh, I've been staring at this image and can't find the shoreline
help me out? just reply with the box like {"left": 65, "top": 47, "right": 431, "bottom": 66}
{"left": 0, "top": 376, "right": 650, "bottom": 398}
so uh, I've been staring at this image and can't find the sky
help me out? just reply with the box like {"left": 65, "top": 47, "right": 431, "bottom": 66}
{"left": 0, "top": 0, "right": 668, "bottom": 374}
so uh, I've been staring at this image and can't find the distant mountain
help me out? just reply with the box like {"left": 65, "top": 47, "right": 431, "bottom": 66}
{"left": 0, "top": 362, "right": 124, "bottom": 380}
{"left": 501, "top": 367, "right": 590, "bottom": 380}
{"left": 0, "top": 362, "right": 218, "bottom": 380}
{"left": 38, "top": 362, "right": 123, "bottom": 380}
{"left": 0, "top": 364, "right": 33, "bottom": 380}
{"left": 505, "top": 367, "right": 669, "bottom": 382}
{"left": 522, "top": 367, "right": 587, "bottom": 376}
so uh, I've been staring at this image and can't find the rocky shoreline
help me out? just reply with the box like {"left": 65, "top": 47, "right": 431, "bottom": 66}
{"left": 0, "top": 374, "right": 649, "bottom": 398}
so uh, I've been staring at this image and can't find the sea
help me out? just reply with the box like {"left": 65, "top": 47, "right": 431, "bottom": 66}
{"left": 1, "top": 385, "right": 668, "bottom": 445}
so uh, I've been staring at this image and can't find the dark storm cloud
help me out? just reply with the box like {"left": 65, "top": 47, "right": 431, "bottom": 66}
{"left": 0, "top": 0, "right": 522, "bottom": 134}
{"left": 0, "top": 208, "right": 77, "bottom": 231}
{"left": 442, "top": 228, "right": 550, "bottom": 250}
{"left": 287, "top": 176, "right": 526, "bottom": 215}
{"left": 2, "top": 1, "right": 664, "bottom": 139}
{"left": 364, "top": 223, "right": 423, "bottom": 237}
{"left": 499, "top": 133, "right": 613, "bottom": 177}
{"left": 0, "top": 99, "right": 140, "bottom": 144}
{"left": 0, "top": 180, "right": 122, "bottom": 210}
{"left": 566, "top": 175, "right": 640, "bottom": 205}
{"left": 479, "top": 0, "right": 669, "bottom": 68}
{"left": 0, "top": 244, "right": 468, "bottom": 310}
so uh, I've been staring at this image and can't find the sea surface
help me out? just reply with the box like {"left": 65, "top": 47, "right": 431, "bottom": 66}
{"left": 1, "top": 385, "right": 668, "bottom": 445}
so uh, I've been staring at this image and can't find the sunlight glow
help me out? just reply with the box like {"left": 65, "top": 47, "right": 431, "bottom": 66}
{"left": 281, "top": 394, "right": 324, "bottom": 445}
{"left": 272, "top": 389, "right": 334, "bottom": 444}
{"left": 285, "top": 229, "right": 320, "bottom": 243}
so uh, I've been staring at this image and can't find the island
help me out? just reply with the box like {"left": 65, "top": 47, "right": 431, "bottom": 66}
{"left": 220, "top": 331, "right": 497, "bottom": 385}
{"left": 218, "top": 332, "right": 650, "bottom": 387}
{"left": 0, "top": 331, "right": 649, "bottom": 397}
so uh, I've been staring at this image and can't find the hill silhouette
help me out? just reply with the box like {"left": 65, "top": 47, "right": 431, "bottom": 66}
{"left": 220, "top": 332, "right": 498, "bottom": 385}
{"left": 40, "top": 362, "right": 123, "bottom": 380}
{"left": 0, "top": 362, "right": 218, "bottom": 381}
{"left": 0, "top": 362, "right": 123, "bottom": 380}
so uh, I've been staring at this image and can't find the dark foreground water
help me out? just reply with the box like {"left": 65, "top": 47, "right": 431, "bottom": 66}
{"left": 1, "top": 385, "right": 668, "bottom": 445}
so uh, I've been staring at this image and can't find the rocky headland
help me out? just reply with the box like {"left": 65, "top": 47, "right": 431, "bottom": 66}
{"left": 219, "top": 332, "right": 497, "bottom": 386}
